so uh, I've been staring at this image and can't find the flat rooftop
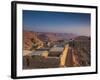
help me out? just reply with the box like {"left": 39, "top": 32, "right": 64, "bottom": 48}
{"left": 31, "top": 51, "right": 48, "bottom": 56}
{"left": 50, "top": 47, "right": 64, "bottom": 52}
{"left": 23, "top": 50, "right": 32, "bottom": 56}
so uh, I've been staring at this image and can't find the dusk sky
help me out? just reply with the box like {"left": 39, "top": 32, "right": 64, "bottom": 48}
{"left": 23, "top": 10, "right": 91, "bottom": 36}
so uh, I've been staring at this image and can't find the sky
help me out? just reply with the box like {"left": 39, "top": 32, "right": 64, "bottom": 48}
{"left": 23, "top": 10, "right": 91, "bottom": 36}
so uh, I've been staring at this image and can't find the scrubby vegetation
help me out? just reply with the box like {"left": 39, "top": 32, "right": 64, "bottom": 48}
{"left": 69, "top": 36, "right": 91, "bottom": 66}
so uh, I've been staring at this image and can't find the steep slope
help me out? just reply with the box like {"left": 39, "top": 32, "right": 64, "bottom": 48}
{"left": 23, "top": 31, "right": 77, "bottom": 50}
{"left": 23, "top": 31, "right": 43, "bottom": 50}
{"left": 70, "top": 36, "right": 91, "bottom": 66}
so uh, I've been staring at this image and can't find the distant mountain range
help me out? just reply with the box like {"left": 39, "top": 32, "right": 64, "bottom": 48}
{"left": 74, "top": 36, "right": 90, "bottom": 41}
{"left": 23, "top": 30, "right": 90, "bottom": 50}
{"left": 37, "top": 32, "right": 77, "bottom": 41}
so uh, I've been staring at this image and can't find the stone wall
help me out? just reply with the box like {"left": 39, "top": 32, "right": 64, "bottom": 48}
{"left": 59, "top": 44, "right": 69, "bottom": 67}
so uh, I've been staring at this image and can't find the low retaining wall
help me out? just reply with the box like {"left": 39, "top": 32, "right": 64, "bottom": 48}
{"left": 59, "top": 44, "right": 69, "bottom": 67}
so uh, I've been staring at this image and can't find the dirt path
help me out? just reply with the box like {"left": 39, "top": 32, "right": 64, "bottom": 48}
{"left": 65, "top": 47, "right": 74, "bottom": 67}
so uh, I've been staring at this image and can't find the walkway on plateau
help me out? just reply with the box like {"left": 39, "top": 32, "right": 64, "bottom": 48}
{"left": 65, "top": 47, "right": 74, "bottom": 67}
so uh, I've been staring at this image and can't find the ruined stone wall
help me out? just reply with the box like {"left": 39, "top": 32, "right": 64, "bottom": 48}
{"left": 59, "top": 44, "right": 69, "bottom": 67}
